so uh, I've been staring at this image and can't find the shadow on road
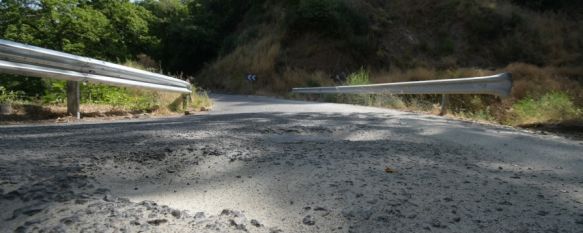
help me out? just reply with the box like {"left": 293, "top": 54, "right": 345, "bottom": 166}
{"left": 1, "top": 111, "right": 582, "bottom": 232}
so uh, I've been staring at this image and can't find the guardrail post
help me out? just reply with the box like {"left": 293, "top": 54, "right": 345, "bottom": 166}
{"left": 182, "top": 94, "right": 190, "bottom": 111}
{"left": 440, "top": 94, "right": 448, "bottom": 116}
{"left": 67, "top": 81, "right": 80, "bottom": 119}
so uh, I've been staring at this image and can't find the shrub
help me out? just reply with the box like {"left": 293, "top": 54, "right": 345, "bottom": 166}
{"left": 346, "top": 67, "right": 370, "bottom": 85}
{"left": 0, "top": 86, "right": 24, "bottom": 104}
{"left": 42, "top": 81, "right": 67, "bottom": 104}
{"left": 286, "top": 0, "right": 368, "bottom": 37}
{"left": 512, "top": 92, "right": 580, "bottom": 125}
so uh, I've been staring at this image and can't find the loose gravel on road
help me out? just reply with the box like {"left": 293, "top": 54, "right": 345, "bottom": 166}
{"left": 1, "top": 94, "right": 582, "bottom": 233}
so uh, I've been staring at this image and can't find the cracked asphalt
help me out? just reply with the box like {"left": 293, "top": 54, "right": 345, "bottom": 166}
{"left": 1, "top": 94, "right": 582, "bottom": 233}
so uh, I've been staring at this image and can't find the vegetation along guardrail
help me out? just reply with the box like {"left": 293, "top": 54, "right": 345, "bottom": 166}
{"left": 292, "top": 73, "right": 513, "bottom": 115}
{"left": 0, "top": 39, "right": 192, "bottom": 118}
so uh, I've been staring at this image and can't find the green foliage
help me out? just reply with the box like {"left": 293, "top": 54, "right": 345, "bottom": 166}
{"left": 0, "top": 86, "right": 24, "bottom": 104}
{"left": 80, "top": 84, "right": 159, "bottom": 111}
{"left": 460, "top": 3, "right": 523, "bottom": 41}
{"left": 512, "top": 92, "right": 581, "bottom": 125}
{"left": 286, "top": 0, "right": 368, "bottom": 37}
{"left": 0, "top": 0, "right": 157, "bottom": 60}
{"left": 141, "top": 0, "right": 253, "bottom": 74}
{"left": 190, "top": 87, "right": 213, "bottom": 110}
{"left": 42, "top": 80, "right": 67, "bottom": 104}
{"left": 346, "top": 68, "right": 370, "bottom": 86}
{"left": 0, "top": 0, "right": 159, "bottom": 100}
{"left": 0, "top": 75, "right": 45, "bottom": 98}
{"left": 39, "top": 81, "right": 161, "bottom": 111}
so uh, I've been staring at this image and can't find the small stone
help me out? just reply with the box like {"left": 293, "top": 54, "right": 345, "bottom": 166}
{"left": 23, "top": 219, "right": 41, "bottom": 227}
{"left": 75, "top": 199, "right": 89, "bottom": 205}
{"left": 194, "top": 212, "right": 206, "bottom": 219}
{"left": 171, "top": 210, "right": 182, "bottom": 219}
{"left": 314, "top": 207, "right": 327, "bottom": 211}
{"left": 147, "top": 219, "right": 168, "bottom": 226}
{"left": 510, "top": 174, "right": 521, "bottom": 179}
{"left": 4, "top": 191, "right": 20, "bottom": 200}
{"left": 250, "top": 219, "right": 262, "bottom": 227}
{"left": 229, "top": 219, "right": 247, "bottom": 230}
{"left": 221, "top": 209, "right": 242, "bottom": 217}
{"left": 376, "top": 216, "right": 390, "bottom": 222}
{"left": 537, "top": 211, "right": 549, "bottom": 216}
{"left": 94, "top": 188, "right": 110, "bottom": 194}
{"left": 431, "top": 219, "right": 442, "bottom": 228}
{"left": 21, "top": 205, "right": 46, "bottom": 217}
{"left": 269, "top": 227, "right": 283, "bottom": 233}
{"left": 499, "top": 200, "right": 513, "bottom": 205}
{"left": 60, "top": 216, "right": 79, "bottom": 225}
{"left": 303, "top": 215, "right": 316, "bottom": 225}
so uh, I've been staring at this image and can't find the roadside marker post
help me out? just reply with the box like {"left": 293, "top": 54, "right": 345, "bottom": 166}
{"left": 246, "top": 73, "right": 257, "bottom": 93}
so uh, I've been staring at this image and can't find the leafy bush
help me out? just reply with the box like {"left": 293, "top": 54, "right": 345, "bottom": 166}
{"left": 512, "top": 92, "right": 581, "bottom": 125}
{"left": 346, "top": 68, "right": 370, "bottom": 86}
{"left": 463, "top": 4, "right": 523, "bottom": 41}
{"left": 0, "top": 86, "right": 24, "bottom": 104}
{"left": 190, "top": 87, "right": 213, "bottom": 111}
{"left": 0, "top": 75, "right": 46, "bottom": 99}
{"left": 42, "top": 81, "right": 67, "bottom": 104}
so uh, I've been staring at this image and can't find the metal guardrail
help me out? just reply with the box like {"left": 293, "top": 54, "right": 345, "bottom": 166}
{"left": 293, "top": 73, "right": 512, "bottom": 97}
{"left": 0, "top": 60, "right": 190, "bottom": 93}
{"left": 0, "top": 39, "right": 193, "bottom": 118}
{"left": 0, "top": 39, "right": 191, "bottom": 93}
{"left": 292, "top": 73, "right": 512, "bottom": 115}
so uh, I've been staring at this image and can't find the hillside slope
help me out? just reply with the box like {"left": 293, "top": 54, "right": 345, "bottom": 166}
{"left": 196, "top": 0, "right": 583, "bottom": 126}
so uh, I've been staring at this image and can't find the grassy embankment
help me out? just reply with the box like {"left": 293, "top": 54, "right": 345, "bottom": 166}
{"left": 196, "top": 0, "right": 582, "bottom": 127}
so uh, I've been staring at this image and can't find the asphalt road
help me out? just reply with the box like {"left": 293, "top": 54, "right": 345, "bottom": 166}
{"left": 1, "top": 94, "right": 582, "bottom": 233}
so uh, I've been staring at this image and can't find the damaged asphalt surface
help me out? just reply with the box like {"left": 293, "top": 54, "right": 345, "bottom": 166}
{"left": 0, "top": 94, "right": 582, "bottom": 233}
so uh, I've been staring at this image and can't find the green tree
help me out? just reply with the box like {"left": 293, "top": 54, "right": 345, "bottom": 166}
{"left": 0, "top": 0, "right": 159, "bottom": 97}
{"left": 1, "top": 0, "right": 157, "bottom": 60}
{"left": 141, "top": 0, "right": 253, "bottom": 74}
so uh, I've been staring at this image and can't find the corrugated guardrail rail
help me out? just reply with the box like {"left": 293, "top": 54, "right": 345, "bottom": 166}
{"left": 0, "top": 39, "right": 191, "bottom": 94}
{"left": 292, "top": 73, "right": 513, "bottom": 115}
{"left": 0, "top": 39, "right": 192, "bottom": 118}
{"left": 293, "top": 73, "right": 512, "bottom": 97}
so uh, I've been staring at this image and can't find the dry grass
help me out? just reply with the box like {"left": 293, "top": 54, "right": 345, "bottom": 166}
{"left": 0, "top": 88, "right": 213, "bottom": 124}
{"left": 199, "top": 27, "right": 283, "bottom": 91}
{"left": 193, "top": 0, "right": 583, "bottom": 127}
